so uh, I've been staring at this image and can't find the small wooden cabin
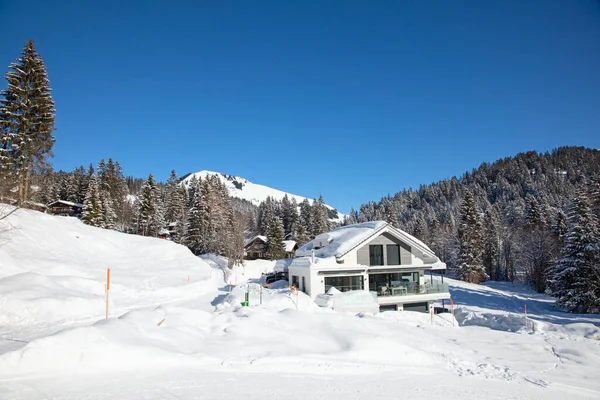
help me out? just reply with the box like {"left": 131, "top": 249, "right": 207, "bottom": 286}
{"left": 47, "top": 200, "right": 83, "bottom": 218}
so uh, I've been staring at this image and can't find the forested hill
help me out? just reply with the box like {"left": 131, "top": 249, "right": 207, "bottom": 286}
{"left": 348, "top": 147, "right": 600, "bottom": 291}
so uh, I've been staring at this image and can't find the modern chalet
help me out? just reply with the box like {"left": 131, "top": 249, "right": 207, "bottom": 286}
{"left": 285, "top": 221, "right": 450, "bottom": 312}
{"left": 47, "top": 200, "right": 83, "bottom": 218}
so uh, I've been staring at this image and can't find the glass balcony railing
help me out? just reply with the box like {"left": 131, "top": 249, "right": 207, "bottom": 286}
{"left": 369, "top": 281, "right": 449, "bottom": 297}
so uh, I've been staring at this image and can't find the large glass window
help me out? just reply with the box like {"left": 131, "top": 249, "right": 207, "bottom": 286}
{"left": 387, "top": 244, "right": 400, "bottom": 265}
{"left": 369, "top": 245, "right": 384, "bottom": 266}
{"left": 324, "top": 275, "right": 364, "bottom": 292}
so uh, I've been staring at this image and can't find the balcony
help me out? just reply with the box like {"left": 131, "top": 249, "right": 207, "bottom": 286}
{"left": 370, "top": 280, "right": 448, "bottom": 297}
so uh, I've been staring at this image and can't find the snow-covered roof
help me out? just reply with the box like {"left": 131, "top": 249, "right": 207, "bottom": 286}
{"left": 294, "top": 221, "right": 437, "bottom": 261}
{"left": 47, "top": 200, "right": 83, "bottom": 208}
{"left": 245, "top": 237, "right": 296, "bottom": 253}
{"left": 283, "top": 240, "right": 297, "bottom": 252}
{"left": 244, "top": 235, "right": 267, "bottom": 247}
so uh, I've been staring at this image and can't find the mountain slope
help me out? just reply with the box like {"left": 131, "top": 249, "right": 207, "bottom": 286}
{"left": 181, "top": 170, "right": 344, "bottom": 221}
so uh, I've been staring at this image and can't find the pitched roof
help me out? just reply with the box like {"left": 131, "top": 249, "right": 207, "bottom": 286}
{"left": 244, "top": 235, "right": 267, "bottom": 247}
{"left": 294, "top": 221, "right": 439, "bottom": 262}
{"left": 47, "top": 200, "right": 83, "bottom": 208}
{"left": 283, "top": 240, "right": 297, "bottom": 252}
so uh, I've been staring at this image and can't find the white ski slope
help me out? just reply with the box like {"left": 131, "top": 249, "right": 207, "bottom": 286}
{"left": 181, "top": 170, "right": 344, "bottom": 221}
{"left": 0, "top": 206, "right": 599, "bottom": 400}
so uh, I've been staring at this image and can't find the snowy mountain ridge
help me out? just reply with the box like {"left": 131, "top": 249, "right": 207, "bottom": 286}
{"left": 181, "top": 170, "right": 344, "bottom": 221}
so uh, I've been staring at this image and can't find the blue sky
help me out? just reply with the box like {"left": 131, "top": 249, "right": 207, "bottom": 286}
{"left": 1, "top": 0, "right": 599, "bottom": 213}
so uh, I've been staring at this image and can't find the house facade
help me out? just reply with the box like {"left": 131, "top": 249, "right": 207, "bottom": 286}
{"left": 47, "top": 200, "right": 83, "bottom": 218}
{"left": 245, "top": 236, "right": 297, "bottom": 260}
{"left": 287, "top": 221, "right": 450, "bottom": 312}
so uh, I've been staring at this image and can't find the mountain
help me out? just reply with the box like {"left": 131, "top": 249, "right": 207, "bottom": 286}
{"left": 180, "top": 170, "right": 344, "bottom": 221}
{"left": 352, "top": 146, "right": 600, "bottom": 292}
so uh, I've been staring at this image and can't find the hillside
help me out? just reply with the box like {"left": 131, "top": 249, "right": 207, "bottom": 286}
{"left": 181, "top": 170, "right": 343, "bottom": 221}
{"left": 352, "top": 146, "right": 600, "bottom": 291}
{"left": 1, "top": 207, "right": 600, "bottom": 399}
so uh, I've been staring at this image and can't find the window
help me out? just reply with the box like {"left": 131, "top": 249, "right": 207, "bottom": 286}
{"left": 291, "top": 275, "right": 299, "bottom": 288}
{"left": 301, "top": 276, "right": 306, "bottom": 293}
{"left": 324, "top": 275, "right": 364, "bottom": 292}
{"left": 387, "top": 244, "right": 400, "bottom": 265}
{"left": 369, "top": 245, "right": 384, "bottom": 266}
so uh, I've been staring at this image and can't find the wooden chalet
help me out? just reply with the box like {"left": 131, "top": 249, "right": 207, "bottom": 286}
{"left": 47, "top": 200, "right": 83, "bottom": 218}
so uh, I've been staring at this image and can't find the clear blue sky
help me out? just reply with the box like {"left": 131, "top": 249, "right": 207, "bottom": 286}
{"left": 1, "top": 1, "right": 599, "bottom": 213}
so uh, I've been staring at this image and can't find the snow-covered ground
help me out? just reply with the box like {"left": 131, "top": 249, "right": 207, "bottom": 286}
{"left": 1, "top": 207, "right": 599, "bottom": 399}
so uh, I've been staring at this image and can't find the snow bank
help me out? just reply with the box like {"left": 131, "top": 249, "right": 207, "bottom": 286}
{"left": 0, "top": 207, "right": 212, "bottom": 333}
{"left": 315, "top": 289, "right": 380, "bottom": 314}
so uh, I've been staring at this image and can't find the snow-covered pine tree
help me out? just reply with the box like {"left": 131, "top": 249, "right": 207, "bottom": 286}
{"left": 183, "top": 178, "right": 203, "bottom": 254}
{"left": 525, "top": 193, "right": 546, "bottom": 228}
{"left": 281, "top": 194, "right": 297, "bottom": 238}
{"left": 298, "top": 198, "right": 313, "bottom": 239}
{"left": 266, "top": 217, "right": 286, "bottom": 260}
{"left": 0, "top": 40, "right": 55, "bottom": 206}
{"left": 82, "top": 175, "right": 104, "bottom": 227}
{"left": 186, "top": 175, "right": 199, "bottom": 208}
{"left": 344, "top": 208, "right": 358, "bottom": 226}
{"left": 456, "top": 190, "right": 486, "bottom": 283}
{"left": 552, "top": 209, "right": 568, "bottom": 241}
{"left": 256, "top": 196, "right": 275, "bottom": 236}
{"left": 311, "top": 195, "right": 330, "bottom": 237}
{"left": 138, "top": 174, "right": 164, "bottom": 237}
{"left": 547, "top": 189, "right": 600, "bottom": 313}
{"left": 100, "top": 189, "right": 117, "bottom": 229}
{"left": 482, "top": 204, "right": 501, "bottom": 280}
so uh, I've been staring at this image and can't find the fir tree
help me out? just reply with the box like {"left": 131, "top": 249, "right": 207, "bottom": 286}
{"left": 281, "top": 194, "right": 298, "bottom": 238}
{"left": 138, "top": 174, "right": 163, "bottom": 237}
{"left": 183, "top": 178, "right": 203, "bottom": 254}
{"left": 0, "top": 40, "right": 55, "bottom": 205}
{"left": 266, "top": 217, "right": 286, "bottom": 260}
{"left": 547, "top": 190, "right": 600, "bottom": 313}
{"left": 482, "top": 205, "right": 501, "bottom": 280}
{"left": 82, "top": 175, "right": 103, "bottom": 227}
{"left": 298, "top": 199, "right": 313, "bottom": 239}
{"left": 456, "top": 190, "right": 486, "bottom": 283}
{"left": 311, "top": 195, "right": 330, "bottom": 237}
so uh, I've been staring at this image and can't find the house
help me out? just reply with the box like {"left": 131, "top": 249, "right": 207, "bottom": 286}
{"left": 244, "top": 235, "right": 268, "bottom": 260}
{"left": 287, "top": 221, "right": 450, "bottom": 313}
{"left": 47, "top": 200, "right": 83, "bottom": 218}
{"left": 244, "top": 236, "right": 298, "bottom": 260}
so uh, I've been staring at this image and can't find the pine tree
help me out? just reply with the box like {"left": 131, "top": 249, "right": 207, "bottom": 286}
{"left": 297, "top": 199, "right": 313, "bottom": 241}
{"left": 311, "top": 195, "right": 330, "bottom": 237}
{"left": 547, "top": 190, "right": 600, "bottom": 313}
{"left": 257, "top": 196, "right": 275, "bottom": 236}
{"left": 281, "top": 194, "right": 298, "bottom": 238}
{"left": 456, "top": 190, "right": 486, "bottom": 283}
{"left": 183, "top": 178, "right": 203, "bottom": 254}
{"left": 482, "top": 205, "right": 501, "bottom": 280}
{"left": 138, "top": 174, "right": 163, "bottom": 237}
{"left": 82, "top": 175, "right": 103, "bottom": 227}
{"left": 0, "top": 40, "right": 55, "bottom": 206}
{"left": 266, "top": 217, "right": 286, "bottom": 260}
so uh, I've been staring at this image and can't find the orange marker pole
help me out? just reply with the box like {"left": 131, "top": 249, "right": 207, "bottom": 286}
{"left": 106, "top": 268, "right": 111, "bottom": 319}
{"left": 450, "top": 299, "right": 455, "bottom": 326}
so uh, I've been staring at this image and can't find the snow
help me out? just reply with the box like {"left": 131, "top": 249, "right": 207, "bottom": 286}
{"left": 181, "top": 170, "right": 345, "bottom": 222}
{"left": 1, "top": 206, "right": 600, "bottom": 400}
{"left": 47, "top": 199, "right": 83, "bottom": 207}
{"left": 295, "top": 221, "right": 387, "bottom": 258}
{"left": 283, "top": 239, "right": 296, "bottom": 252}
{"left": 315, "top": 289, "right": 380, "bottom": 313}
